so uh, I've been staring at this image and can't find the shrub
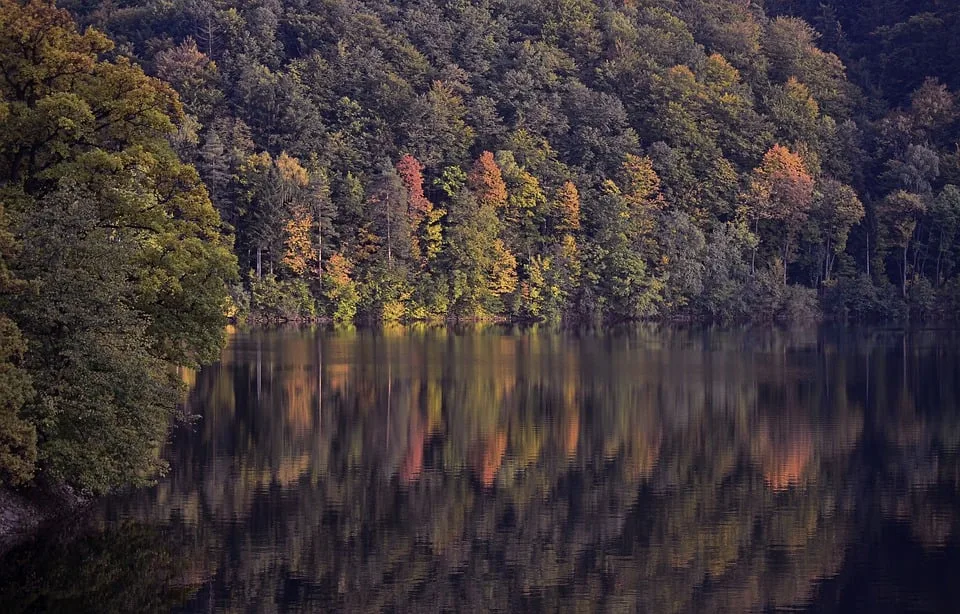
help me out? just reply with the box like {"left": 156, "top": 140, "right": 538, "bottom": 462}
{"left": 822, "top": 274, "right": 905, "bottom": 322}
{"left": 249, "top": 273, "right": 316, "bottom": 320}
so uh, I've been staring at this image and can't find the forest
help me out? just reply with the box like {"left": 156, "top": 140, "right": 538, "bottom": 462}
{"left": 50, "top": 0, "right": 960, "bottom": 325}
{"left": 1, "top": 0, "right": 960, "bottom": 492}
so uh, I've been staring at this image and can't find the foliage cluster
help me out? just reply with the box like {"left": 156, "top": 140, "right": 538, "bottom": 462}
{"left": 0, "top": 1, "right": 237, "bottom": 492}
{"left": 50, "top": 0, "right": 960, "bottom": 324}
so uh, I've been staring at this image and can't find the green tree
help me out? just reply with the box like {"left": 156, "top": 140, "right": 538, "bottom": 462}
{"left": 0, "top": 202, "right": 34, "bottom": 486}
{"left": 581, "top": 181, "right": 661, "bottom": 321}
{"left": 238, "top": 152, "right": 310, "bottom": 279}
{"left": 446, "top": 152, "right": 517, "bottom": 317}
{"left": 879, "top": 190, "right": 926, "bottom": 297}
{"left": 405, "top": 81, "right": 475, "bottom": 171}
{"left": 0, "top": 0, "right": 237, "bottom": 491}
{"left": 930, "top": 185, "right": 960, "bottom": 285}
{"left": 813, "top": 179, "right": 864, "bottom": 283}
{"left": 11, "top": 187, "right": 183, "bottom": 491}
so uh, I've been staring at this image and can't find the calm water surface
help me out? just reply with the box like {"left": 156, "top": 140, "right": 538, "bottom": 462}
{"left": 4, "top": 326, "right": 960, "bottom": 612}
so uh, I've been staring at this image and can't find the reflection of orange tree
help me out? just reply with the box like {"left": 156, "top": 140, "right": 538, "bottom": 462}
{"left": 113, "top": 328, "right": 872, "bottom": 612}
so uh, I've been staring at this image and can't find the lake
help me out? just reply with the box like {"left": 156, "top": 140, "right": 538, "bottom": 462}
{"left": 4, "top": 325, "right": 960, "bottom": 612}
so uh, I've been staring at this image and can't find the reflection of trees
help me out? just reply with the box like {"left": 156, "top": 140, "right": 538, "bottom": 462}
{"left": 873, "top": 332, "right": 960, "bottom": 550}
{"left": 0, "top": 522, "right": 200, "bottom": 612}
{"left": 8, "top": 327, "right": 960, "bottom": 612}
{"left": 122, "top": 327, "right": 866, "bottom": 611}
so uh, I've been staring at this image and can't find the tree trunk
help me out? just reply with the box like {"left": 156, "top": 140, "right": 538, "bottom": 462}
{"left": 782, "top": 238, "right": 789, "bottom": 285}
{"left": 866, "top": 234, "right": 870, "bottom": 278}
{"left": 386, "top": 206, "right": 393, "bottom": 267}
{"left": 914, "top": 234, "right": 923, "bottom": 277}
{"left": 256, "top": 247, "right": 262, "bottom": 279}
{"left": 317, "top": 232, "right": 323, "bottom": 282}
{"left": 902, "top": 244, "right": 908, "bottom": 298}
{"left": 316, "top": 215, "right": 323, "bottom": 284}
{"left": 824, "top": 238, "right": 832, "bottom": 283}
{"left": 937, "top": 229, "right": 944, "bottom": 286}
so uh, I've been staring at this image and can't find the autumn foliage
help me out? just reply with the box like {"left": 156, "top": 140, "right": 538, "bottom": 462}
{"left": 468, "top": 152, "right": 508, "bottom": 211}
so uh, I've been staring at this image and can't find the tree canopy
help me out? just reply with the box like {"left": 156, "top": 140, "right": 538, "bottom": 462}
{"left": 37, "top": 0, "right": 959, "bottom": 325}
{"left": 0, "top": 0, "right": 237, "bottom": 492}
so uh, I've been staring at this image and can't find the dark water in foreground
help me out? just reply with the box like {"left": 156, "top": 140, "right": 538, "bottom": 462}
{"left": 5, "top": 326, "right": 960, "bottom": 613}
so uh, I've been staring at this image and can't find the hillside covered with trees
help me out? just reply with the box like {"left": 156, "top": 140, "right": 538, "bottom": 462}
{"left": 3, "top": 0, "right": 960, "bottom": 496}
{"left": 52, "top": 0, "right": 960, "bottom": 324}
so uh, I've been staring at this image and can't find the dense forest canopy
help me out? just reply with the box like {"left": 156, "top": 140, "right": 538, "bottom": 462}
{"left": 48, "top": 0, "right": 960, "bottom": 325}
{"left": 768, "top": 0, "right": 960, "bottom": 106}
{"left": 2, "top": 0, "right": 960, "bottom": 491}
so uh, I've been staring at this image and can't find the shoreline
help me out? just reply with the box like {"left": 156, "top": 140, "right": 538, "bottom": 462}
{"left": 0, "top": 482, "right": 90, "bottom": 556}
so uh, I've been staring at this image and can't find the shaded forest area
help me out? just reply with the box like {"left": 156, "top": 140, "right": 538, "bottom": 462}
{"left": 60, "top": 0, "right": 960, "bottom": 324}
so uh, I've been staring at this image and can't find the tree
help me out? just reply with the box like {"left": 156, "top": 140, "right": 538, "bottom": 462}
{"left": 405, "top": 81, "right": 475, "bottom": 170}
{"left": 552, "top": 181, "right": 581, "bottom": 233}
{"left": 467, "top": 151, "right": 508, "bottom": 211}
{"left": 497, "top": 151, "right": 548, "bottom": 260}
{"left": 658, "top": 211, "right": 707, "bottom": 314}
{"left": 621, "top": 154, "right": 663, "bottom": 211}
{"left": 745, "top": 145, "right": 815, "bottom": 282}
{"left": 154, "top": 38, "right": 223, "bottom": 123}
{"left": 930, "top": 185, "right": 960, "bottom": 285}
{"left": 10, "top": 186, "right": 183, "bottom": 491}
{"left": 445, "top": 153, "right": 518, "bottom": 316}
{"left": 0, "top": 202, "right": 34, "bottom": 487}
{"left": 0, "top": 0, "right": 237, "bottom": 491}
{"left": 283, "top": 206, "right": 316, "bottom": 276}
{"left": 910, "top": 78, "right": 956, "bottom": 133}
{"left": 239, "top": 152, "right": 310, "bottom": 278}
{"left": 878, "top": 190, "right": 926, "bottom": 297}
{"left": 813, "top": 179, "right": 864, "bottom": 282}
{"left": 40, "top": 0, "right": 960, "bottom": 324}
{"left": 0, "top": 313, "right": 33, "bottom": 487}
{"left": 395, "top": 154, "right": 436, "bottom": 267}
{"left": 883, "top": 144, "right": 940, "bottom": 195}
{"left": 769, "top": 77, "right": 825, "bottom": 148}
{"left": 239, "top": 153, "right": 284, "bottom": 278}
{"left": 307, "top": 164, "right": 337, "bottom": 281}
{"left": 763, "top": 16, "right": 850, "bottom": 117}
{"left": 368, "top": 162, "right": 410, "bottom": 268}
{"left": 322, "top": 253, "right": 359, "bottom": 323}
{"left": 620, "top": 154, "right": 664, "bottom": 262}
{"left": 581, "top": 182, "right": 661, "bottom": 321}
{"left": 197, "top": 129, "right": 234, "bottom": 219}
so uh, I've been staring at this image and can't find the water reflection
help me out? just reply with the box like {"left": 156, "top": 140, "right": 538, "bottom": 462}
{"left": 4, "top": 326, "right": 960, "bottom": 612}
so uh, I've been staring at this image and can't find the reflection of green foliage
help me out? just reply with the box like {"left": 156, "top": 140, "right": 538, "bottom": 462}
{"left": 0, "top": 523, "right": 196, "bottom": 613}
{"left": 110, "top": 328, "right": 868, "bottom": 610}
